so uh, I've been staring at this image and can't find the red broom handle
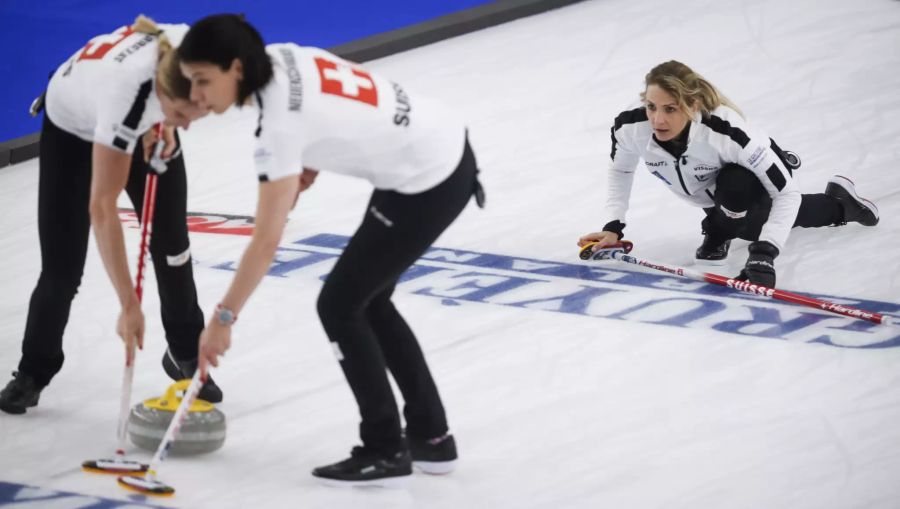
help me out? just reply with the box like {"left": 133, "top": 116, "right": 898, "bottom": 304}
{"left": 611, "top": 251, "right": 895, "bottom": 327}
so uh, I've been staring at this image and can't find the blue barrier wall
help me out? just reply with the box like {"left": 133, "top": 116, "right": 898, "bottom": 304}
{"left": 0, "top": 0, "right": 491, "bottom": 143}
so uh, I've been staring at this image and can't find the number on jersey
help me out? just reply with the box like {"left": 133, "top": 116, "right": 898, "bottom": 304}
{"left": 77, "top": 26, "right": 134, "bottom": 62}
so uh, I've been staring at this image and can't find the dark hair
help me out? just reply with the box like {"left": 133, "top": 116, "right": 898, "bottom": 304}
{"left": 178, "top": 14, "right": 273, "bottom": 106}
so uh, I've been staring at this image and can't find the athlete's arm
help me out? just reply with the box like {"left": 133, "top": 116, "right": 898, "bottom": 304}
{"left": 89, "top": 143, "right": 143, "bottom": 363}
{"left": 198, "top": 175, "right": 299, "bottom": 375}
{"left": 579, "top": 117, "right": 641, "bottom": 251}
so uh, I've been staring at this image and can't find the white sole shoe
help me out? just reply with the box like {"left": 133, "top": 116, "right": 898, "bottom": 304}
{"left": 826, "top": 175, "right": 879, "bottom": 225}
{"left": 313, "top": 474, "right": 411, "bottom": 489}
{"left": 413, "top": 459, "right": 457, "bottom": 475}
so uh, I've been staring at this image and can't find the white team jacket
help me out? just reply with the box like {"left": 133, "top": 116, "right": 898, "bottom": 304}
{"left": 46, "top": 24, "right": 188, "bottom": 155}
{"left": 253, "top": 44, "right": 466, "bottom": 194}
{"left": 603, "top": 104, "right": 801, "bottom": 251}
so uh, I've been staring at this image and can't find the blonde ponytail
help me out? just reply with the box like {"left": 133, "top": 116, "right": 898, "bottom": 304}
{"left": 132, "top": 15, "right": 171, "bottom": 56}
{"left": 132, "top": 14, "right": 190, "bottom": 100}
{"left": 640, "top": 60, "right": 744, "bottom": 119}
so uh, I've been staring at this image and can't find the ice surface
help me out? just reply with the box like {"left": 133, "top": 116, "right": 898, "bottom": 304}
{"left": 1, "top": 0, "right": 899, "bottom": 507}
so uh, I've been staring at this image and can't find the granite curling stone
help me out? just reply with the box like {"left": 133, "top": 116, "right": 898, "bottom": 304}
{"left": 128, "top": 379, "right": 226, "bottom": 455}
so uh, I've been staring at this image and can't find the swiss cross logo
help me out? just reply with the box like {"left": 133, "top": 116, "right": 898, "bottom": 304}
{"left": 77, "top": 26, "right": 134, "bottom": 62}
{"left": 314, "top": 57, "right": 378, "bottom": 107}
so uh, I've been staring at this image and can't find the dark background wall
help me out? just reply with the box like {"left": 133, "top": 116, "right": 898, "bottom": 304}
{"left": 0, "top": 0, "right": 585, "bottom": 166}
{"left": 0, "top": 0, "right": 493, "bottom": 143}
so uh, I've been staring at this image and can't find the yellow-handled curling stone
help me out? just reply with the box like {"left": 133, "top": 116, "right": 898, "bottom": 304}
{"left": 128, "top": 379, "right": 226, "bottom": 455}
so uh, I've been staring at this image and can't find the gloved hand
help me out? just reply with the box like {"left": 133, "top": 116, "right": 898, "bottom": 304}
{"left": 736, "top": 241, "right": 779, "bottom": 288}
{"left": 577, "top": 220, "right": 626, "bottom": 253}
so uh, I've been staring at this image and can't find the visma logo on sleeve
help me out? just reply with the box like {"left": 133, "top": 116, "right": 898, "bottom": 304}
{"left": 204, "top": 233, "right": 900, "bottom": 350}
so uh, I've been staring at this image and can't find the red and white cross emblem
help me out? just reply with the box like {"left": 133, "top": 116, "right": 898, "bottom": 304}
{"left": 314, "top": 57, "right": 378, "bottom": 107}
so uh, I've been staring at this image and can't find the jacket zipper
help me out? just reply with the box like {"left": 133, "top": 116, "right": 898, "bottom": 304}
{"left": 674, "top": 156, "right": 690, "bottom": 195}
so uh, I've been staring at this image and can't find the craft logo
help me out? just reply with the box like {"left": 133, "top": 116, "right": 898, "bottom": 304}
{"left": 203, "top": 232, "right": 900, "bottom": 350}
{"left": 254, "top": 147, "right": 275, "bottom": 167}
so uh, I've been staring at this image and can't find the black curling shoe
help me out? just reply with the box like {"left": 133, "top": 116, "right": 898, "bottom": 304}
{"left": 408, "top": 433, "right": 458, "bottom": 475}
{"left": 695, "top": 235, "right": 731, "bottom": 265}
{"left": 0, "top": 371, "right": 42, "bottom": 415}
{"left": 312, "top": 446, "right": 412, "bottom": 488}
{"left": 825, "top": 175, "right": 879, "bottom": 226}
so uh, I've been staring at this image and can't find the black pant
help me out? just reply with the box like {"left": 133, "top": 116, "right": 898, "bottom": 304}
{"left": 18, "top": 114, "right": 204, "bottom": 387}
{"left": 702, "top": 163, "right": 843, "bottom": 243}
{"left": 317, "top": 139, "right": 481, "bottom": 455}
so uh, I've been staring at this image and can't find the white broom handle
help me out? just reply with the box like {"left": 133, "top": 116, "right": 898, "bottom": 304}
{"left": 145, "top": 370, "right": 206, "bottom": 478}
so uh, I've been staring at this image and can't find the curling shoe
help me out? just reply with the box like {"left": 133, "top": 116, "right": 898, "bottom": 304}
{"left": 825, "top": 175, "right": 879, "bottom": 226}
{"left": 695, "top": 235, "right": 731, "bottom": 265}
{"left": 408, "top": 433, "right": 458, "bottom": 475}
{"left": 312, "top": 446, "right": 412, "bottom": 488}
{"left": 0, "top": 371, "right": 42, "bottom": 415}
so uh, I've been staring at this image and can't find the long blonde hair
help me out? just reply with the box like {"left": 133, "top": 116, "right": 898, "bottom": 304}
{"left": 640, "top": 60, "right": 743, "bottom": 118}
{"left": 132, "top": 15, "right": 190, "bottom": 100}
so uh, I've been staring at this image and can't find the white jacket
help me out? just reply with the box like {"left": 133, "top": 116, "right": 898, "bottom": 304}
{"left": 604, "top": 104, "right": 800, "bottom": 251}
{"left": 46, "top": 24, "right": 188, "bottom": 154}
{"left": 253, "top": 44, "right": 466, "bottom": 194}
